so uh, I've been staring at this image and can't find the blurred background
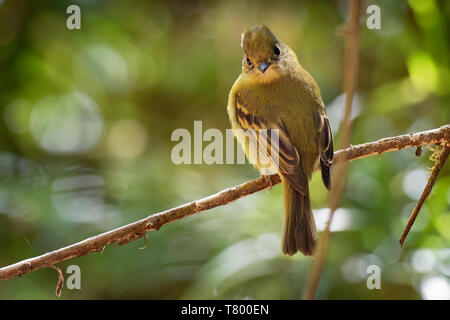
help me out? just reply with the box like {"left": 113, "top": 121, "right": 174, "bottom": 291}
{"left": 0, "top": 0, "right": 449, "bottom": 299}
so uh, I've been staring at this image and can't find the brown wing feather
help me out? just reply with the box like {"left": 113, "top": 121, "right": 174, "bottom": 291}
{"left": 315, "top": 111, "right": 333, "bottom": 190}
{"left": 234, "top": 96, "right": 307, "bottom": 195}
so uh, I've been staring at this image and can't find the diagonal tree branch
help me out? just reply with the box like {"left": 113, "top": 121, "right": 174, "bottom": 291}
{"left": 399, "top": 143, "right": 450, "bottom": 246}
{"left": 304, "top": 0, "right": 361, "bottom": 299}
{"left": 0, "top": 124, "right": 449, "bottom": 281}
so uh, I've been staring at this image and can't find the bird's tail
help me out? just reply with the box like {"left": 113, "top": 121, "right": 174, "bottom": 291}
{"left": 282, "top": 180, "right": 317, "bottom": 256}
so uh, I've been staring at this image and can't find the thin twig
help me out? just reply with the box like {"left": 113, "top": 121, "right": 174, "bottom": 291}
{"left": 303, "top": 0, "right": 361, "bottom": 300}
{"left": 399, "top": 144, "right": 450, "bottom": 246}
{"left": 0, "top": 125, "right": 448, "bottom": 281}
{"left": 51, "top": 265, "right": 64, "bottom": 297}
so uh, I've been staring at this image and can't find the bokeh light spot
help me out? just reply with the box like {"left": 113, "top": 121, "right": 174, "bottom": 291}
{"left": 314, "top": 208, "right": 354, "bottom": 232}
{"left": 411, "top": 249, "right": 436, "bottom": 273}
{"left": 407, "top": 52, "right": 439, "bottom": 94}
{"left": 76, "top": 45, "right": 134, "bottom": 93}
{"left": 107, "top": 119, "right": 148, "bottom": 158}
{"left": 420, "top": 276, "right": 450, "bottom": 300}
{"left": 402, "top": 168, "right": 428, "bottom": 200}
{"left": 30, "top": 92, "right": 103, "bottom": 154}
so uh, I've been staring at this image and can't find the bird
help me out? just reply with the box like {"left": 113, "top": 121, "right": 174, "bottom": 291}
{"left": 227, "top": 24, "right": 333, "bottom": 256}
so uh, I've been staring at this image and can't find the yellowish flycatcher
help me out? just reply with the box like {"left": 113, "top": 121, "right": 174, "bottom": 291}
{"left": 227, "top": 25, "right": 333, "bottom": 256}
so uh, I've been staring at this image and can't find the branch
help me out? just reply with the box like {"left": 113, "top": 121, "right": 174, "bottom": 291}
{"left": 399, "top": 143, "right": 450, "bottom": 246}
{"left": 0, "top": 125, "right": 449, "bottom": 281}
{"left": 304, "top": 0, "right": 360, "bottom": 299}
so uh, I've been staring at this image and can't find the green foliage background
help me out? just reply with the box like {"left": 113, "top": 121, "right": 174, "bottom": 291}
{"left": 0, "top": 0, "right": 449, "bottom": 299}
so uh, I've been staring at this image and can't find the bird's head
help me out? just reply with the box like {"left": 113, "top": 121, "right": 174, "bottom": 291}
{"left": 241, "top": 24, "right": 294, "bottom": 81}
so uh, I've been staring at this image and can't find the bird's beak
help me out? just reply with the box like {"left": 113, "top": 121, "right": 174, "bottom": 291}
{"left": 258, "top": 62, "right": 270, "bottom": 73}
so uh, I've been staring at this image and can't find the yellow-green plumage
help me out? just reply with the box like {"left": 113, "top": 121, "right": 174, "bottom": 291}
{"left": 227, "top": 25, "right": 333, "bottom": 256}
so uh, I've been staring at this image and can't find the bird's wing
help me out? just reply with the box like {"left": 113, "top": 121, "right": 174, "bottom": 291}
{"left": 314, "top": 111, "right": 333, "bottom": 190}
{"left": 234, "top": 95, "right": 307, "bottom": 195}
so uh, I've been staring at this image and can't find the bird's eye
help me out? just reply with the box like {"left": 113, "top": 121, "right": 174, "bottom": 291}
{"left": 246, "top": 57, "right": 252, "bottom": 66}
{"left": 273, "top": 45, "right": 280, "bottom": 56}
